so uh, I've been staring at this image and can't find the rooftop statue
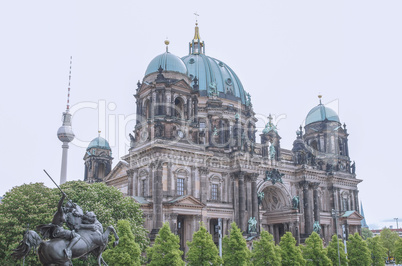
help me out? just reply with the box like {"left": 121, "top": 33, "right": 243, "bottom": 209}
{"left": 12, "top": 171, "right": 119, "bottom": 265}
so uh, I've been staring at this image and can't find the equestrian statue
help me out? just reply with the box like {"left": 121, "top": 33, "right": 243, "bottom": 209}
{"left": 12, "top": 171, "right": 119, "bottom": 266}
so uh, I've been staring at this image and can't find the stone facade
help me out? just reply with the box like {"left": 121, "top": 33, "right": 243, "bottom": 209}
{"left": 99, "top": 25, "right": 363, "bottom": 253}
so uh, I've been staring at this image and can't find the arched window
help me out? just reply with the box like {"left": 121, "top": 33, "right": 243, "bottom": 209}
{"left": 143, "top": 99, "right": 151, "bottom": 120}
{"left": 175, "top": 97, "right": 184, "bottom": 119}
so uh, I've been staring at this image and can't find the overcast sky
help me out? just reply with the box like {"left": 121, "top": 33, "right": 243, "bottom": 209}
{"left": 1, "top": 0, "right": 401, "bottom": 230}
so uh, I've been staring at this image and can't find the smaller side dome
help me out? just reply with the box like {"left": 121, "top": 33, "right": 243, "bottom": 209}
{"left": 87, "top": 137, "right": 111, "bottom": 151}
{"left": 145, "top": 52, "right": 188, "bottom": 76}
{"left": 305, "top": 104, "right": 340, "bottom": 125}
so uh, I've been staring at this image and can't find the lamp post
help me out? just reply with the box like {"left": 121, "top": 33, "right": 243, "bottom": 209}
{"left": 332, "top": 209, "right": 341, "bottom": 266}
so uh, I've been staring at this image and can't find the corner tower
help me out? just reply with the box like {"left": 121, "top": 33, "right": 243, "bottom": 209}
{"left": 57, "top": 56, "right": 75, "bottom": 185}
{"left": 84, "top": 133, "right": 113, "bottom": 183}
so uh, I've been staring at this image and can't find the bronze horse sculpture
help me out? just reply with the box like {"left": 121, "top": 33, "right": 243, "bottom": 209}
{"left": 12, "top": 194, "right": 119, "bottom": 266}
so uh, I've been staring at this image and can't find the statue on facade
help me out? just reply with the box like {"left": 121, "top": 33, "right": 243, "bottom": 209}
{"left": 248, "top": 217, "right": 257, "bottom": 233}
{"left": 292, "top": 196, "right": 299, "bottom": 210}
{"left": 313, "top": 221, "right": 321, "bottom": 235}
{"left": 208, "top": 81, "right": 218, "bottom": 96}
{"left": 12, "top": 172, "right": 119, "bottom": 266}
{"left": 245, "top": 93, "right": 252, "bottom": 107}
{"left": 257, "top": 192, "right": 265, "bottom": 205}
{"left": 351, "top": 161, "right": 356, "bottom": 174}
{"left": 269, "top": 143, "right": 276, "bottom": 160}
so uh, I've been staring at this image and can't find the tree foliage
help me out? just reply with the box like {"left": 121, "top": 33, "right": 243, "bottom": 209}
{"left": 103, "top": 219, "right": 141, "bottom": 265}
{"left": 379, "top": 227, "right": 399, "bottom": 258}
{"left": 326, "top": 234, "right": 348, "bottom": 266}
{"left": 279, "top": 231, "right": 305, "bottom": 266}
{"left": 0, "top": 181, "right": 147, "bottom": 265}
{"left": 0, "top": 183, "right": 58, "bottom": 265}
{"left": 250, "top": 229, "right": 280, "bottom": 266}
{"left": 361, "top": 227, "right": 373, "bottom": 240}
{"left": 347, "top": 232, "right": 371, "bottom": 266}
{"left": 146, "top": 222, "right": 184, "bottom": 266}
{"left": 394, "top": 238, "right": 402, "bottom": 264}
{"left": 222, "top": 222, "right": 250, "bottom": 266}
{"left": 302, "top": 232, "right": 332, "bottom": 265}
{"left": 186, "top": 223, "right": 222, "bottom": 266}
{"left": 367, "top": 236, "right": 387, "bottom": 266}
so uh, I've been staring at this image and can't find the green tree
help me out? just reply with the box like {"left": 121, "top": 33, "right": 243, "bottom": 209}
{"left": 103, "top": 220, "right": 141, "bottom": 265}
{"left": 279, "top": 231, "right": 305, "bottom": 266}
{"left": 394, "top": 238, "right": 402, "bottom": 264}
{"left": 361, "top": 227, "right": 373, "bottom": 240}
{"left": 186, "top": 223, "right": 222, "bottom": 266}
{"left": 0, "top": 183, "right": 58, "bottom": 265}
{"left": 326, "top": 235, "right": 348, "bottom": 266}
{"left": 347, "top": 232, "right": 371, "bottom": 266}
{"left": 379, "top": 227, "right": 399, "bottom": 259}
{"left": 250, "top": 229, "right": 280, "bottom": 266}
{"left": 222, "top": 222, "right": 250, "bottom": 266}
{"left": 367, "top": 236, "right": 387, "bottom": 266}
{"left": 302, "top": 232, "right": 332, "bottom": 265}
{"left": 146, "top": 222, "right": 184, "bottom": 266}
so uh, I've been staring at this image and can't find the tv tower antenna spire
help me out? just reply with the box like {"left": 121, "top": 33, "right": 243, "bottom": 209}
{"left": 57, "top": 56, "right": 75, "bottom": 185}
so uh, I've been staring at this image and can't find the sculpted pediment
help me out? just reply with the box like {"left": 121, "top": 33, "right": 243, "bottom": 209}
{"left": 166, "top": 195, "right": 205, "bottom": 208}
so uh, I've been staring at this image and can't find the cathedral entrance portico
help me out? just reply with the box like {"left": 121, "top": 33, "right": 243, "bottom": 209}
{"left": 259, "top": 183, "right": 300, "bottom": 243}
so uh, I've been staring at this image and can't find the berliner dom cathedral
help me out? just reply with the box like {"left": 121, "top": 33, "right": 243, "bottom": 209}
{"left": 85, "top": 23, "right": 363, "bottom": 253}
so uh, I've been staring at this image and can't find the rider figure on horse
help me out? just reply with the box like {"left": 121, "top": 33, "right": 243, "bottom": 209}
{"left": 37, "top": 193, "right": 81, "bottom": 259}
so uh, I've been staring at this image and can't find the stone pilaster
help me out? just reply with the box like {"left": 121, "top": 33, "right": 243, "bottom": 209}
{"left": 354, "top": 190, "right": 360, "bottom": 213}
{"left": 250, "top": 174, "right": 258, "bottom": 230}
{"left": 153, "top": 161, "right": 163, "bottom": 229}
{"left": 127, "top": 169, "right": 134, "bottom": 196}
{"left": 300, "top": 180, "right": 313, "bottom": 235}
{"left": 312, "top": 182, "right": 320, "bottom": 224}
{"left": 238, "top": 171, "right": 246, "bottom": 232}
{"left": 191, "top": 166, "right": 196, "bottom": 197}
{"left": 199, "top": 167, "right": 209, "bottom": 204}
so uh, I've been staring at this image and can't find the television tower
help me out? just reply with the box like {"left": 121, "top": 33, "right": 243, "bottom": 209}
{"left": 57, "top": 56, "right": 75, "bottom": 184}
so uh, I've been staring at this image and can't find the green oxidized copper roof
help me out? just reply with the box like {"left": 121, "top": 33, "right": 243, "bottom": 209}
{"left": 87, "top": 136, "right": 111, "bottom": 151}
{"left": 305, "top": 104, "right": 340, "bottom": 125}
{"left": 145, "top": 52, "right": 188, "bottom": 76}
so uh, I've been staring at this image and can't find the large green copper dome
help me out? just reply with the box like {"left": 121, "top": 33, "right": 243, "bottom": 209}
{"left": 181, "top": 23, "right": 248, "bottom": 104}
{"left": 305, "top": 104, "right": 340, "bottom": 125}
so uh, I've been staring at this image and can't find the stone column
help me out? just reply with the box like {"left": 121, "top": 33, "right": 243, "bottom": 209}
{"left": 219, "top": 119, "right": 224, "bottom": 144}
{"left": 194, "top": 98, "right": 198, "bottom": 123}
{"left": 350, "top": 190, "right": 355, "bottom": 211}
{"left": 170, "top": 213, "right": 178, "bottom": 235}
{"left": 127, "top": 169, "right": 134, "bottom": 196}
{"left": 187, "top": 96, "right": 191, "bottom": 120}
{"left": 300, "top": 180, "right": 313, "bottom": 235}
{"left": 167, "top": 162, "right": 172, "bottom": 196}
{"left": 312, "top": 182, "right": 320, "bottom": 224}
{"left": 148, "top": 164, "right": 153, "bottom": 197}
{"left": 295, "top": 221, "right": 300, "bottom": 245}
{"left": 337, "top": 188, "right": 342, "bottom": 212}
{"left": 153, "top": 162, "right": 163, "bottom": 229}
{"left": 199, "top": 167, "right": 209, "bottom": 204}
{"left": 133, "top": 169, "right": 138, "bottom": 196}
{"left": 354, "top": 190, "right": 360, "bottom": 213}
{"left": 191, "top": 166, "right": 196, "bottom": 197}
{"left": 251, "top": 174, "right": 258, "bottom": 223}
{"left": 274, "top": 225, "right": 280, "bottom": 244}
{"left": 238, "top": 172, "right": 246, "bottom": 232}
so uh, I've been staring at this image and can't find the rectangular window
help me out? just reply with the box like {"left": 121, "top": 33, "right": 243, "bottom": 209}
{"left": 177, "top": 178, "right": 184, "bottom": 196}
{"left": 211, "top": 184, "right": 218, "bottom": 200}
